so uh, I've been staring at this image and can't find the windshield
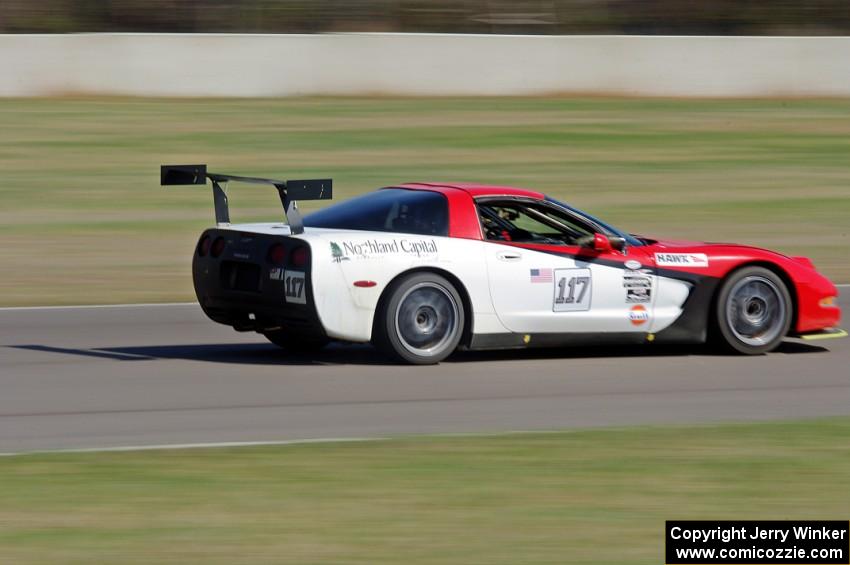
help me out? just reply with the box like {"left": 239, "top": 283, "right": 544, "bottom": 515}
{"left": 544, "top": 196, "right": 643, "bottom": 247}
{"left": 303, "top": 188, "right": 449, "bottom": 236}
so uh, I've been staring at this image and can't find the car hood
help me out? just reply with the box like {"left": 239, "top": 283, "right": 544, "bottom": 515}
{"left": 642, "top": 237, "right": 819, "bottom": 271}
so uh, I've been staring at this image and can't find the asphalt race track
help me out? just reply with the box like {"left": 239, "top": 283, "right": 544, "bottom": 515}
{"left": 1, "top": 291, "right": 848, "bottom": 453}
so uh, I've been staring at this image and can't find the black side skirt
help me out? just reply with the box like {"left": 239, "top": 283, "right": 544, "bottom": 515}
{"left": 468, "top": 332, "right": 647, "bottom": 350}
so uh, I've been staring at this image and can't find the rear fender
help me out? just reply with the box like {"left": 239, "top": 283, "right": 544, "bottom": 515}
{"left": 304, "top": 231, "right": 497, "bottom": 342}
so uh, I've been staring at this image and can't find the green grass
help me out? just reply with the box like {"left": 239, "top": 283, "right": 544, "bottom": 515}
{"left": 1, "top": 418, "right": 848, "bottom": 563}
{"left": 1, "top": 97, "right": 849, "bottom": 305}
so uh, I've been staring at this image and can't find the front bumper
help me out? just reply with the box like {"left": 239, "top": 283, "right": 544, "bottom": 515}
{"left": 792, "top": 328, "right": 848, "bottom": 341}
{"left": 794, "top": 273, "right": 841, "bottom": 334}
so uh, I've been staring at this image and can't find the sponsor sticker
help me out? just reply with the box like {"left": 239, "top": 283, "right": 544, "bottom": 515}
{"left": 623, "top": 269, "right": 653, "bottom": 303}
{"left": 629, "top": 304, "right": 649, "bottom": 326}
{"left": 269, "top": 267, "right": 283, "bottom": 281}
{"left": 655, "top": 252, "right": 709, "bottom": 268}
{"left": 530, "top": 268, "right": 553, "bottom": 283}
{"left": 331, "top": 238, "right": 438, "bottom": 262}
{"left": 623, "top": 273, "right": 652, "bottom": 288}
{"left": 627, "top": 287, "right": 651, "bottom": 303}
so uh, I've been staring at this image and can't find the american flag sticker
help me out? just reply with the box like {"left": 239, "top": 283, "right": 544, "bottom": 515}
{"left": 530, "top": 268, "right": 553, "bottom": 283}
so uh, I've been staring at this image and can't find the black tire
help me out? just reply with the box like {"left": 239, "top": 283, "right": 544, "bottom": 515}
{"left": 713, "top": 266, "right": 792, "bottom": 355}
{"left": 373, "top": 272, "right": 465, "bottom": 365}
{"left": 263, "top": 330, "right": 329, "bottom": 353}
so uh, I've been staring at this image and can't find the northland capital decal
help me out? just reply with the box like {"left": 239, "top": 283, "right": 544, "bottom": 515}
{"left": 331, "top": 238, "right": 438, "bottom": 261}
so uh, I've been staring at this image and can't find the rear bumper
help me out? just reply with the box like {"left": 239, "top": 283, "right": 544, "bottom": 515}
{"left": 199, "top": 295, "right": 325, "bottom": 337}
{"left": 192, "top": 229, "right": 325, "bottom": 337}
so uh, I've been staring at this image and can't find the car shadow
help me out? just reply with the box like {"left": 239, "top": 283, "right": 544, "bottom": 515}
{"left": 449, "top": 339, "right": 827, "bottom": 363}
{"left": 8, "top": 339, "right": 828, "bottom": 367}
{"left": 8, "top": 343, "right": 393, "bottom": 366}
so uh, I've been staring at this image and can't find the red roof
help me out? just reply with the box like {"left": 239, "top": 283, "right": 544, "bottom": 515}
{"left": 396, "top": 182, "right": 545, "bottom": 200}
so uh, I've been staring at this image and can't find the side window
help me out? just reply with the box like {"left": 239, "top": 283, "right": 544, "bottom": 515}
{"left": 478, "top": 201, "right": 594, "bottom": 245}
{"left": 304, "top": 188, "right": 449, "bottom": 236}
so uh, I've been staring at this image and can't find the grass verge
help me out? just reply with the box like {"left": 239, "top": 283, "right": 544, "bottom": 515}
{"left": 1, "top": 418, "right": 849, "bottom": 563}
{"left": 1, "top": 97, "right": 849, "bottom": 305}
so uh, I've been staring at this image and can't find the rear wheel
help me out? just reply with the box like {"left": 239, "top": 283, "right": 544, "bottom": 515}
{"left": 264, "top": 330, "right": 329, "bottom": 353}
{"left": 374, "top": 272, "right": 464, "bottom": 364}
{"left": 713, "top": 266, "right": 791, "bottom": 354}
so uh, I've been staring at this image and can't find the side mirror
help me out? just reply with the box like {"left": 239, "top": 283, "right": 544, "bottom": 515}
{"left": 584, "top": 233, "right": 627, "bottom": 253}
{"left": 610, "top": 235, "right": 626, "bottom": 252}
{"left": 592, "top": 233, "right": 612, "bottom": 253}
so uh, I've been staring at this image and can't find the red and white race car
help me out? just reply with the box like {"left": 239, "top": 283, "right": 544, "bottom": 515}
{"left": 163, "top": 165, "right": 844, "bottom": 364}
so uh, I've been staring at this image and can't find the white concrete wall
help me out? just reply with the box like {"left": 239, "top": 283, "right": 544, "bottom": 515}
{"left": 2, "top": 33, "right": 850, "bottom": 97}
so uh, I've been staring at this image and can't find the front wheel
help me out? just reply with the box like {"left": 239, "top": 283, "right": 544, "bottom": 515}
{"left": 713, "top": 266, "right": 792, "bottom": 354}
{"left": 373, "top": 272, "right": 465, "bottom": 364}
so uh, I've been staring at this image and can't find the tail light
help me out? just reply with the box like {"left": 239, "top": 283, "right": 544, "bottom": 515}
{"left": 210, "top": 237, "right": 226, "bottom": 258}
{"left": 290, "top": 246, "right": 309, "bottom": 268}
{"left": 198, "top": 235, "right": 211, "bottom": 257}
{"left": 268, "top": 243, "right": 286, "bottom": 265}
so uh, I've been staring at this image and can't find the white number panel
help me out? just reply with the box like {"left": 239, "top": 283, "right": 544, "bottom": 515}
{"left": 553, "top": 268, "right": 592, "bottom": 312}
{"left": 284, "top": 270, "right": 307, "bottom": 304}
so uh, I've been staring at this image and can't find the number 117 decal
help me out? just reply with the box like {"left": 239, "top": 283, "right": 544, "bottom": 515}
{"left": 553, "top": 268, "right": 591, "bottom": 312}
{"left": 284, "top": 270, "right": 307, "bottom": 304}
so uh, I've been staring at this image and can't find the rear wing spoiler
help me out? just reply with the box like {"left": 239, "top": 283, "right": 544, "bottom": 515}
{"left": 160, "top": 164, "right": 332, "bottom": 234}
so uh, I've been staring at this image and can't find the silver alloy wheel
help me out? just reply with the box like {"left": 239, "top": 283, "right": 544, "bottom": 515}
{"left": 394, "top": 281, "right": 460, "bottom": 357}
{"left": 725, "top": 275, "right": 787, "bottom": 347}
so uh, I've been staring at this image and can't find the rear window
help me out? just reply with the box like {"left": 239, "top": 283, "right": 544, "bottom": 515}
{"left": 303, "top": 188, "right": 449, "bottom": 236}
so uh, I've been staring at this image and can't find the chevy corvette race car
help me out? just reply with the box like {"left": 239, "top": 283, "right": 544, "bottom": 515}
{"left": 162, "top": 165, "right": 844, "bottom": 364}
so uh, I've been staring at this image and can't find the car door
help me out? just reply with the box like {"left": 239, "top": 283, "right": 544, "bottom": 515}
{"left": 479, "top": 199, "right": 656, "bottom": 334}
